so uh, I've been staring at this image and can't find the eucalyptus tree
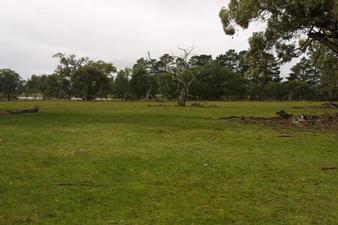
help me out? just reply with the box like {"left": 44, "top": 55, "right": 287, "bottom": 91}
{"left": 46, "top": 74, "right": 61, "bottom": 98}
{"left": 130, "top": 58, "right": 155, "bottom": 100}
{"left": 0, "top": 69, "right": 22, "bottom": 101}
{"left": 153, "top": 54, "right": 177, "bottom": 100}
{"left": 114, "top": 68, "right": 131, "bottom": 101}
{"left": 157, "top": 72, "right": 177, "bottom": 100}
{"left": 170, "top": 47, "right": 195, "bottom": 106}
{"left": 53, "top": 53, "right": 90, "bottom": 99}
{"left": 220, "top": 0, "right": 338, "bottom": 58}
{"left": 53, "top": 53, "right": 116, "bottom": 100}
{"left": 71, "top": 65, "right": 110, "bottom": 101}
{"left": 25, "top": 75, "right": 42, "bottom": 96}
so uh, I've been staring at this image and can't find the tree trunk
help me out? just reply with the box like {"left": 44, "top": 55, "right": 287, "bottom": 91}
{"left": 177, "top": 86, "right": 187, "bottom": 107}
{"left": 145, "top": 84, "right": 153, "bottom": 101}
{"left": 7, "top": 95, "right": 11, "bottom": 101}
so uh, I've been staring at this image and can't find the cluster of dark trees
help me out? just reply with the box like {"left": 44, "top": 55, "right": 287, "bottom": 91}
{"left": 1, "top": 46, "right": 337, "bottom": 104}
{"left": 1, "top": 0, "right": 337, "bottom": 105}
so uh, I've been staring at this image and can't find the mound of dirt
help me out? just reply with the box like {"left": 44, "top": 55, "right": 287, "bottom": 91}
{"left": 220, "top": 111, "right": 338, "bottom": 130}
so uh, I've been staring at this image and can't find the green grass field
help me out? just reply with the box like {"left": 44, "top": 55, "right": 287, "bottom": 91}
{"left": 0, "top": 101, "right": 337, "bottom": 225}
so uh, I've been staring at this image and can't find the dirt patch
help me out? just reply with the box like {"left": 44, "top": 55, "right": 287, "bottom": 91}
{"left": 219, "top": 111, "right": 338, "bottom": 130}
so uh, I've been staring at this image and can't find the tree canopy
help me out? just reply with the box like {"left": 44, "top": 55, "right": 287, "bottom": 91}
{"left": 2, "top": 48, "right": 337, "bottom": 102}
{"left": 0, "top": 69, "right": 22, "bottom": 101}
{"left": 219, "top": 0, "right": 338, "bottom": 58}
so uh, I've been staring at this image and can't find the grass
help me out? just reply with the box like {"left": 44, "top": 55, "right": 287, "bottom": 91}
{"left": 0, "top": 101, "right": 337, "bottom": 225}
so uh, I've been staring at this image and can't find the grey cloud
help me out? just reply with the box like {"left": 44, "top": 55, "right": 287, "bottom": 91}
{"left": 1, "top": 0, "right": 290, "bottom": 79}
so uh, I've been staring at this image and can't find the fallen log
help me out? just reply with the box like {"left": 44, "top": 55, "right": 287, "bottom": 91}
{"left": 7, "top": 106, "right": 39, "bottom": 114}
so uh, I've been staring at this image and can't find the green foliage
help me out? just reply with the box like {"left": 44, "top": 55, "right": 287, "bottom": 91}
{"left": 0, "top": 69, "right": 22, "bottom": 101}
{"left": 130, "top": 59, "right": 151, "bottom": 99}
{"left": 189, "top": 54, "right": 213, "bottom": 68}
{"left": 288, "top": 57, "right": 320, "bottom": 85}
{"left": 114, "top": 68, "right": 131, "bottom": 100}
{"left": 71, "top": 66, "right": 111, "bottom": 100}
{"left": 53, "top": 53, "right": 90, "bottom": 78}
{"left": 245, "top": 32, "right": 281, "bottom": 83}
{"left": 309, "top": 44, "right": 338, "bottom": 100}
{"left": 220, "top": 0, "right": 338, "bottom": 57}
{"left": 153, "top": 54, "right": 175, "bottom": 74}
{"left": 45, "top": 74, "right": 62, "bottom": 98}
{"left": 51, "top": 53, "right": 116, "bottom": 100}
{"left": 216, "top": 49, "right": 240, "bottom": 72}
{"left": 157, "top": 72, "right": 177, "bottom": 100}
{"left": 17, "top": 50, "right": 338, "bottom": 102}
{"left": 190, "top": 61, "right": 247, "bottom": 100}
{"left": 286, "top": 80, "right": 314, "bottom": 100}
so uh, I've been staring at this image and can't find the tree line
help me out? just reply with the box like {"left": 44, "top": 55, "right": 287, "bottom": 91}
{"left": 1, "top": 1, "right": 337, "bottom": 105}
{"left": 0, "top": 44, "right": 337, "bottom": 105}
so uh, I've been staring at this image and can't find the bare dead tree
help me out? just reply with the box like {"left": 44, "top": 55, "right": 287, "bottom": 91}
{"left": 170, "top": 47, "right": 195, "bottom": 106}
{"left": 143, "top": 52, "right": 156, "bottom": 101}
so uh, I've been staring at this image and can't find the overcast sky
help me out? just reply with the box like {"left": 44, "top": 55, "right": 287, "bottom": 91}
{"left": 0, "top": 0, "right": 295, "bottom": 79}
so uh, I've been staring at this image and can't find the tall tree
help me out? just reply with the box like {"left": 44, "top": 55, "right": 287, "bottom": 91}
{"left": 189, "top": 54, "right": 213, "bottom": 68}
{"left": 245, "top": 32, "right": 281, "bottom": 100}
{"left": 53, "top": 53, "right": 90, "bottom": 99}
{"left": 288, "top": 57, "right": 320, "bottom": 85}
{"left": 25, "top": 75, "right": 42, "bottom": 96}
{"left": 216, "top": 49, "right": 239, "bottom": 72}
{"left": 157, "top": 72, "right": 178, "bottom": 100}
{"left": 0, "top": 69, "right": 22, "bottom": 101}
{"left": 130, "top": 58, "right": 151, "bottom": 100}
{"left": 71, "top": 65, "right": 110, "bottom": 101}
{"left": 53, "top": 53, "right": 90, "bottom": 78}
{"left": 170, "top": 48, "right": 195, "bottom": 106}
{"left": 114, "top": 68, "right": 131, "bottom": 101}
{"left": 190, "top": 61, "right": 247, "bottom": 100}
{"left": 46, "top": 74, "right": 62, "bottom": 98}
{"left": 309, "top": 43, "right": 338, "bottom": 100}
{"left": 220, "top": 0, "right": 338, "bottom": 58}
{"left": 154, "top": 54, "right": 175, "bottom": 74}
{"left": 245, "top": 32, "right": 281, "bottom": 83}
{"left": 88, "top": 60, "right": 116, "bottom": 78}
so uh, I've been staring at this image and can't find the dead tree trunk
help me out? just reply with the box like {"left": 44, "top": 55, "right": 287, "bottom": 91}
{"left": 144, "top": 84, "right": 153, "bottom": 101}
{"left": 177, "top": 85, "right": 187, "bottom": 106}
{"left": 171, "top": 47, "right": 195, "bottom": 107}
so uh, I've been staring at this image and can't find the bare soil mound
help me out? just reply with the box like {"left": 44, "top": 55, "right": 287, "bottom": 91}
{"left": 220, "top": 111, "right": 338, "bottom": 130}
